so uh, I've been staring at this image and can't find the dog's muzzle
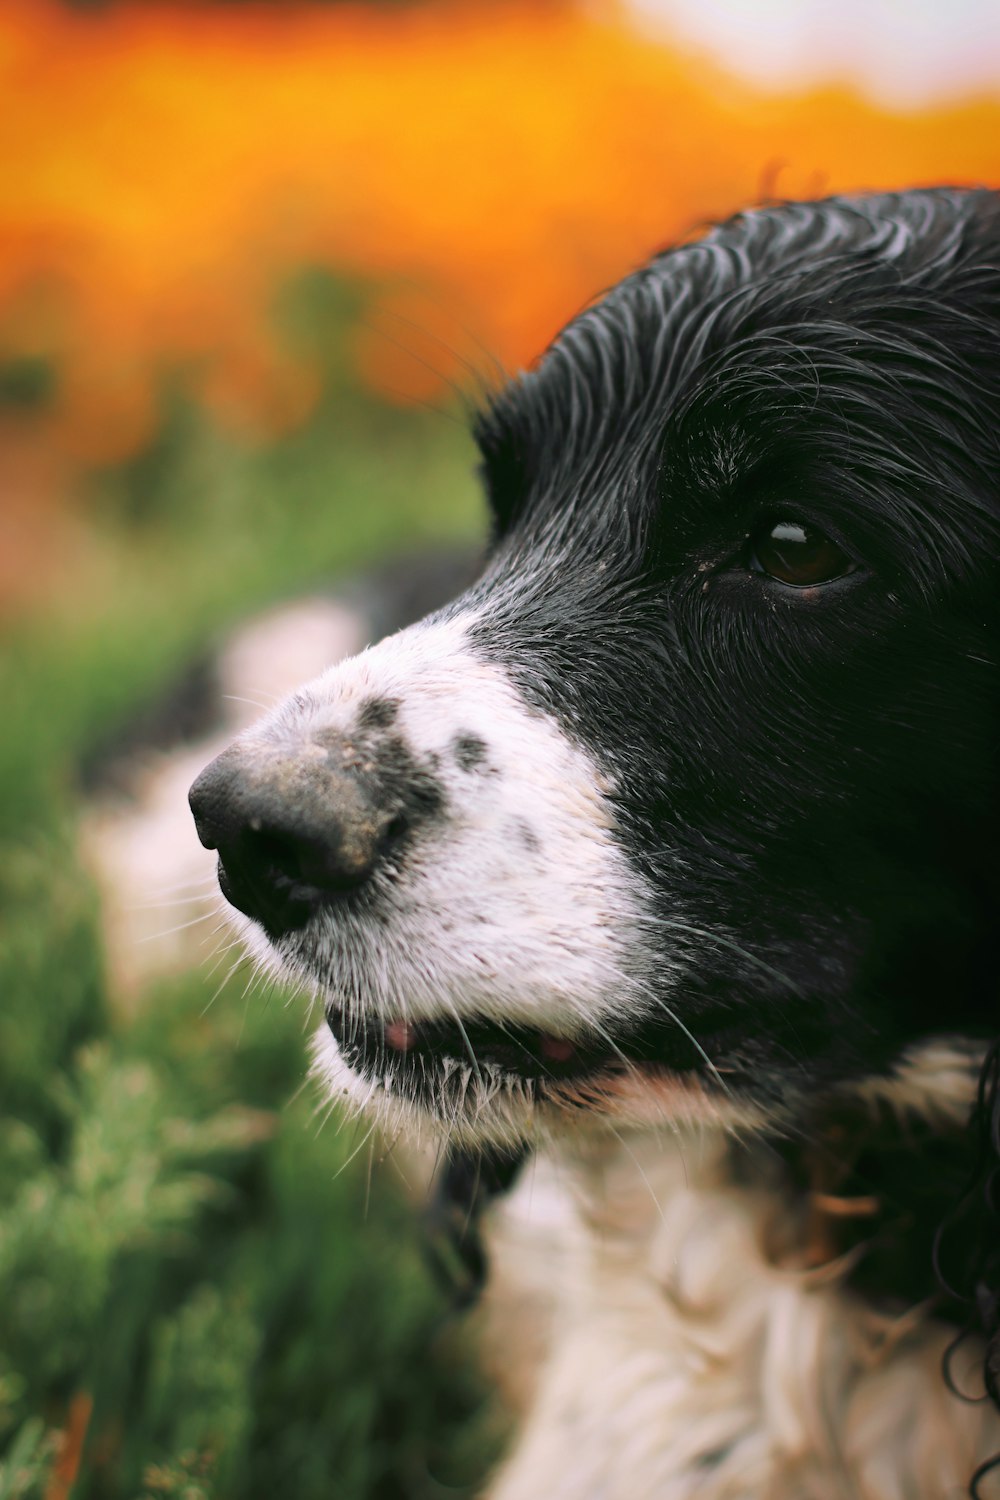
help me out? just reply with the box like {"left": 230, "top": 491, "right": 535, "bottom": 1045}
{"left": 186, "top": 615, "right": 665, "bottom": 1131}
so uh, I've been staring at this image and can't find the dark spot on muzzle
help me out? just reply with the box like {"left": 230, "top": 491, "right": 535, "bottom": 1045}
{"left": 452, "top": 733, "right": 488, "bottom": 772}
{"left": 512, "top": 818, "right": 540, "bottom": 853}
{"left": 357, "top": 696, "right": 400, "bottom": 731}
{"left": 189, "top": 730, "right": 444, "bottom": 939}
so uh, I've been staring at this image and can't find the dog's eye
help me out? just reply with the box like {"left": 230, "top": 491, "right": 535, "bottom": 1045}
{"left": 750, "top": 520, "right": 854, "bottom": 587}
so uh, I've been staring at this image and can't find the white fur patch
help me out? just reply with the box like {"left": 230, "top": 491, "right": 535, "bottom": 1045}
{"left": 850, "top": 1038, "right": 982, "bottom": 1128}
{"left": 483, "top": 1127, "right": 998, "bottom": 1500}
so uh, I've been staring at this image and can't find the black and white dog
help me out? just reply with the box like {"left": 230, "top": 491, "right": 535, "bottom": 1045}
{"left": 190, "top": 189, "right": 1000, "bottom": 1497}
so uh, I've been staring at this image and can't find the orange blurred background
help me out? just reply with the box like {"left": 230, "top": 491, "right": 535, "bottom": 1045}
{"left": 1, "top": 0, "right": 999, "bottom": 606}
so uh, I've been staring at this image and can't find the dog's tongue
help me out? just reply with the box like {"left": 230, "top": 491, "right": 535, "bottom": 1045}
{"left": 385, "top": 1020, "right": 418, "bottom": 1052}
{"left": 538, "top": 1034, "right": 577, "bottom": 1062}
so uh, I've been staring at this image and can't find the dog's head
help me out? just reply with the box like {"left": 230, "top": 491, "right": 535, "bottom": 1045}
{"left": 190, "top": 189, "right": 1000, "bottom": 1155}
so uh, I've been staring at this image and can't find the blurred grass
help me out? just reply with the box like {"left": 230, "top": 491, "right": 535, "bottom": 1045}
{"left": 0, "top": 339, "right": 503, "bottom": 1497}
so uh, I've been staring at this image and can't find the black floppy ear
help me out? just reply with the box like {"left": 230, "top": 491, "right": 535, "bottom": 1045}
{"left": 935, "top": 1042, "right": 1000, "bottom": 1497}
{"left": 422, "top": 1143, "right": 527, "bottom": 1310}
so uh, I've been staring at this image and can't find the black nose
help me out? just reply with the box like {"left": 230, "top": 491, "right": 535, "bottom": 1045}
{"left": 189, "top": 740, "right": 413, "bottom": 938}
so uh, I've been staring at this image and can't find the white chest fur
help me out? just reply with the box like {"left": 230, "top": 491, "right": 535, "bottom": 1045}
{"left": 483, "top": 1131, "right": 996, "bottom": 1500}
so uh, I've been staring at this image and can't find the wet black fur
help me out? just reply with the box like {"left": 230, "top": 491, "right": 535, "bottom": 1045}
{"left": 447, "top": 189, "right": 1000, "bottom": 1475}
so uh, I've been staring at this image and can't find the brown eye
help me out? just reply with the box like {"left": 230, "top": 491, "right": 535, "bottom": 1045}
{"left": 750, "top": 520, "right": 854, "bottom": 587}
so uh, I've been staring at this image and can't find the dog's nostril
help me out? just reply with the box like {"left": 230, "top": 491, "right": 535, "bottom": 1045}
{"left": 250, "top": 827, "right": 296, "bottom": 872}
{"left": 384, "top": 813, "right": 408, "bottom": 845}
{"left": 245, "top": 823, "right": 377, "bottom": 892}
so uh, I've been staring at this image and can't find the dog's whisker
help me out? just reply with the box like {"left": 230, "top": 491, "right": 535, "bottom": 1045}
{"left": 221, "top": 691, "right": 282, "bottom": 710}
{"left": 335, "top": 1110, "right": 380, "bottom": 1172}
{"left": 128, "top": 891, "right": 217, "bottom": 911}
{"left": 604, "top": 1121, "right": 670, "bottom": 1226}
{"left": 640, "top": 993, "right": 733, "bottom": 1099}
{"left": 200, "top": 951, "right": 248, "bottom": 1016}
{"left": 138, "top": 911, "right": 215, "bottom": 942}
{"left": 201, "top": 933, "right": 244, "bottom": 978}
{"left": 142, "top": 872, "right": 219, "bottom": 900}
{"left": 648, "top": 917, "right": 802, "bottom": 995}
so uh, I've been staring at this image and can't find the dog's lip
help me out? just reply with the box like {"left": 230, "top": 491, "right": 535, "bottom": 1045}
{"left": 325, "top": 1005, "right": 741, "bottom": 1099}
{"left": 325, "top": 1005, "right": 604, "bottom": 1085}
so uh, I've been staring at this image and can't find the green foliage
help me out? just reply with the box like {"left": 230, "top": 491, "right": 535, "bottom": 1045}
{"left": 0, "top": 377, "right": 500, "bottom": 1497}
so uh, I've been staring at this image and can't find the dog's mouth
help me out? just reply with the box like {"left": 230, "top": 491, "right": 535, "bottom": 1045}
{"left": 325, "top": 1004, "right": 614, "bottom": 1096}
{"left": 323, "top": 1003, "right": 738, "bottom": 1113}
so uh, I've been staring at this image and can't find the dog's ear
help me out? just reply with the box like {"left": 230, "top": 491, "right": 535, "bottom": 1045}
{"left": 474, "top": 372, "right": 553, "bottom": 539}
{"left": 935, "top": 1042, "right": 1000, "bottom": 1496}
{"left": 474, "top": 417, "right": 531, "bottom": 540}
{"left": 422, "top": 1144, "right": 527, "bottom": 1310}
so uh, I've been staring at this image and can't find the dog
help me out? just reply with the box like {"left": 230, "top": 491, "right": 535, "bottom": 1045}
{"left": 189, "top": 188, "right": 1000, "bottom": 1498}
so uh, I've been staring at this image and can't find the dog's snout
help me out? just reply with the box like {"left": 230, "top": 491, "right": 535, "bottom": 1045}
{"left": 189, "top": 739, "right": 412, "bottom": 937}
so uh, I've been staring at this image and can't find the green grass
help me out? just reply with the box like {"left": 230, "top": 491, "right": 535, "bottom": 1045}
{"left": 0, "top": 389, "right": 504, "bottom": 1498}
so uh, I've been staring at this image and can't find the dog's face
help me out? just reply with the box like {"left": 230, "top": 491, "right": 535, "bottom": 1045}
{"left": 190, "top": 190, "right": 1000, "bottom": 1149}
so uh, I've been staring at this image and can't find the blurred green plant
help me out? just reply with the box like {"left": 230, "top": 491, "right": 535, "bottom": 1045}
{"left": 0, "top": 352, "right": 501, "bottom": 1497}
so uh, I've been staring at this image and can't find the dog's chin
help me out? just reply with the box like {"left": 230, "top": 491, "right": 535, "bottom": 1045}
{"left": 311, "top": 1006, "right": 764, "bottom": 1149}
